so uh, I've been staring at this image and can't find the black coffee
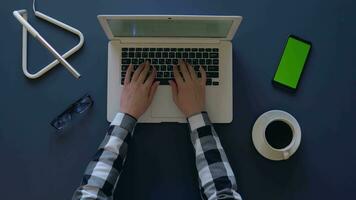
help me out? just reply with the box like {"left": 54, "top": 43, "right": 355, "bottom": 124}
{"left": 265, "top": 120, "right": 293, "bottom": 149}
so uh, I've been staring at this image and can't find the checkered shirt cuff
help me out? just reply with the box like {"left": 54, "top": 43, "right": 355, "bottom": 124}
{"left": 111, "top": 112, "right": 137, "bottom": 132}
{"left": 187, "top": 112, "right": 211, "bottom": 132}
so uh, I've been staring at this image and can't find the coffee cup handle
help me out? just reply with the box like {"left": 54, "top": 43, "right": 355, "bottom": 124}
{"left": 283, "top": 151, "right": 290, "bottom": 160}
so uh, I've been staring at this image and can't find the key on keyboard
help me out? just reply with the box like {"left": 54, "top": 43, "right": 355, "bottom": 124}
{"left": 120, "top": 47, "right": 220, "bottom": 86}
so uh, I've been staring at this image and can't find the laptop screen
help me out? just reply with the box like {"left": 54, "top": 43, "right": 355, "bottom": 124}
{"left": 107, "top": 19, "right": 233, "bottom": 38}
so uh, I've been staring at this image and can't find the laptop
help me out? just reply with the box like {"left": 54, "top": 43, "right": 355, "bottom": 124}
{"left": 97, "top": 15, "right": 243, "bottom": 123}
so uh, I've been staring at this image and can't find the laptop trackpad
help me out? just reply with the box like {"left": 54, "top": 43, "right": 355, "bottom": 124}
{"left": 151, "top": 87, "right": 183, "bottom": 118}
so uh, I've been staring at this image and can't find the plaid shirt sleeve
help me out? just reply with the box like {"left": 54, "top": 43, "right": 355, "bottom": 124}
{"left": 188, "top": 112, "right": 242, "bottom": 200}
{"left": 72, "top": 112, "right": 136, "bottom": 200}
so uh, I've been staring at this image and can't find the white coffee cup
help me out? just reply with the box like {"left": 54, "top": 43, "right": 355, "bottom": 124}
{"left": 252, "top": 110, "right": 301, "bottom": 161}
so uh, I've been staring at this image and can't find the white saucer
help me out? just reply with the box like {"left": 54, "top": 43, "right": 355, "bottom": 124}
{"left": 252, "top": 110, "right": 301, "bottom": 161}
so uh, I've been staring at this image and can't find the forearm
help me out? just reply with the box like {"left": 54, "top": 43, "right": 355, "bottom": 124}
{"left": 188, "top": 112, "right": 242, "bottom": 200}
{"left": 72, "top": 112, "right": 137, "bottom": 200}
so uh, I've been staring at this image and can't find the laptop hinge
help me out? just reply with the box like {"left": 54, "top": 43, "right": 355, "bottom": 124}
{"left": 113, "top": 37, "right": 222, "bottom": 44}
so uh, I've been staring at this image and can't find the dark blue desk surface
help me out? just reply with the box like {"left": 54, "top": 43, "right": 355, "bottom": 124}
{"left": 1, "top": 0, "right": 355, "bottom": 199}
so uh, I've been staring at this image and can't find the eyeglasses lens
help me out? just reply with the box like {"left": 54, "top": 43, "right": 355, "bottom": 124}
{"left": 74, "top": 96, "right": 93, "bottom": 113}
{"left": 52, "top": 113, "right": 72, "bottom": 130}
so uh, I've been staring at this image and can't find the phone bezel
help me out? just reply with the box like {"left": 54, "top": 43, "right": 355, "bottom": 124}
{"left": 272, "top": 35, "right": 312, "bottom": 92}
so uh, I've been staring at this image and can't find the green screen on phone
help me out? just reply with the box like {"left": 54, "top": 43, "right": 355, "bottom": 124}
{"left": 273, "top": 36, "right": 311, "bottom": 89}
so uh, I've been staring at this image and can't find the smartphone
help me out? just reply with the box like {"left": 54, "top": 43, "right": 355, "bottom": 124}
{"left": 273, "top": 35, "right": 312, "bottom": 90}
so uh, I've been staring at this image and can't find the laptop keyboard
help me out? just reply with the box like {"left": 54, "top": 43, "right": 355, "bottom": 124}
{"left": 121, "top": 47, "right": 220, "bottom": 86}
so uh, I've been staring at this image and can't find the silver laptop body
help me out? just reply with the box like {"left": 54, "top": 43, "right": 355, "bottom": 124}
{"left": 98, "top": 15, "right": 243, "bottom": 123}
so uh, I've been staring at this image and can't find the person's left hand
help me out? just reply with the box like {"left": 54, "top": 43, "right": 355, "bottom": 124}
{"left": 120, "top": 61, "right": 159, "bottom": 119}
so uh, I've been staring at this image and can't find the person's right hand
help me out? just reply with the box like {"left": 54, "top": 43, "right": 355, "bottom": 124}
{"left": 169, "top": 60, "right": 207, "bottom": 117}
